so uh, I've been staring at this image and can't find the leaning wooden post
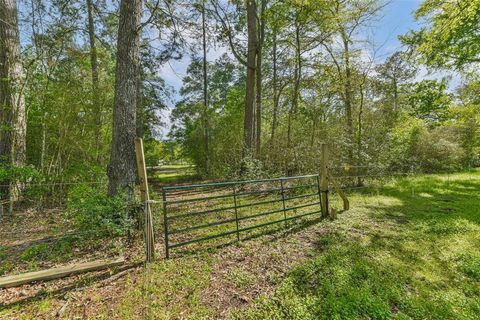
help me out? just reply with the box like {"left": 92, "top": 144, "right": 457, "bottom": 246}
{"left": 328, "top": 175, "right": 349, "bottom": 211}
{"left": 135, "top": 138, "right": 155, "bottom": 262}
{"left": 320, "top": 143, "right": 329, "bottom": 218}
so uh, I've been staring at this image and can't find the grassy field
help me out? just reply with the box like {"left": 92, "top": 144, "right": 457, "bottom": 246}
{"left": 235, "top": 171, "right": 480, "bottom": 320}
{"left": 149, "top": 164, "right": 198, "bottom": 184}
{"left": 1, "top": 170, "right": 479, "bottom": 319}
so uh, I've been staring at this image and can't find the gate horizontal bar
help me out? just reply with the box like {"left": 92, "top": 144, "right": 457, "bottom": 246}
{"left": 165, "top": 187, "right": 283, "bottom": 205}
{"left": 165, "top": 183, "right": 319, "bottom": 205}
{"left": 165, "top": 192, "right": 234, "bottom": 204}
{"left": 284, "top": 192, "right": 319, "bottom": 201}
{"left": 237, "top": 207, "right": 285, "bottom": 222}
{"left": 170, "top": 217, "right": 238, "bottom": 235}
{"left": 168, "top": 198, "right": 284, "bottom": 221}
{"left": 238, "top": 209, "right": 321, "bottom": 233}
{"left": 169, "top": 229, "right": 240, "bottom": 248}
{"left": 168, "top": 205, "right": 236, "bottom": 221}
{"left": 238, "top": 201, "right": 319, "bottom": 222}
{"left": 163, "top": 174, "right": 319, "bottom": 191}
{"left": 168, "top": 209, "right": 321, "bottom": 249}
{"left": 170, "top": 201, "right": 320, "bottom": 236}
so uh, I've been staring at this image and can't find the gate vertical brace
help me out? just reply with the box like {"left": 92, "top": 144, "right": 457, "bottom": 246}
{"left": 280, "top": 179, "right": 287, "bottom": 227}
{"left": 135, "top": 138, "right": 155, "bottom": 262}
{"left": 320, "top": 143, "right": 329, "bottom": 218}
{"left": 162, "top": 189, "right": 169, "bottom": 259}
{"left": 232, "top": 186, "right": 240, "bottom": 241}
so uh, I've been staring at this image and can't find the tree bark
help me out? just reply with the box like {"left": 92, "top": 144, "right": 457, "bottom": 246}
{"left": 270, "top": 29, "right": 278, "bottom": 143}
{"left": 244, "top": 0, "right": 257, "bottom": 155}
{"left": 287, "top": 19, "right": 301, "bottom": 149}
{"left": 0, "top": 0, "right": 27, "bottom": 200}
{"left": 255, "top": 0, "right": 265, "bottom": 157}
{"left": 357, "top": 76, "right": 366, "bottom": 186}
{"left": 135, "top": 64, "right": 143, "bottom": 139}
{"left": 86, "top": 0, "right": 102, "bottom": 161}
{"left": 341, "top": 30, "right": 354, "bottom": 164}
{"left": 107, "top": 0, "right": 142, "bottom": 197}
{"left": 201, "top": 0, "right": 209, "bottom": 174}
{"left": 293, "top": 19, "right": 301, "bottom": 114}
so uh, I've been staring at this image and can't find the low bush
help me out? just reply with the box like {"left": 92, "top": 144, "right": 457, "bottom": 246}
{"left": 66, "top": 184, "right": 134, "bottom": 236}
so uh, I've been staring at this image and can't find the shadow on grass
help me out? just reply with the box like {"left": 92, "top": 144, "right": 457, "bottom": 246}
{"left": 159, "top": 172, "right": 480, "bottom": 262}
{"left": 362, "top": 176, "right": 480, "bottom": 226}
{"left": 235, "top": 172, "right": 480, "bottom": 319}
{"left": 165, "top": 215, "right": 327, "bottom": 259}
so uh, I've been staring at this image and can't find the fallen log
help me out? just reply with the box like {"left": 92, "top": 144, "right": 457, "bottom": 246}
{"left": 0, "top": 257, "right": 125, "bottom": 288}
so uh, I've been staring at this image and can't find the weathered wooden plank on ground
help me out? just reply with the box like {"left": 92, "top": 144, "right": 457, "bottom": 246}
{"left": 0, "top": 257, "right": 125, "bottom": 288}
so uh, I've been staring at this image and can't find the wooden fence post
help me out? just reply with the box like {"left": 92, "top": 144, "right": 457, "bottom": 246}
{"left": 320, "top": 143, "right": 329, "bottom": 218}
{"left": 135, "top": 138, "right": 155, "bottom": 262}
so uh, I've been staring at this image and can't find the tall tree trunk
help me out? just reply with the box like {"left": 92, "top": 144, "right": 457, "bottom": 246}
{"left": 201, "top": 0, "right": 209, "bottom": 174}
{"left": 0, "top": 0, "right": 27, "bottom": 201}
{"left": 310, "top": 116, "right": 317, "bottom": 147}
{"left": 255, "top": 44, "right": 261, "bottom": 157}
{"left": 293, "top": 20, "right": 301, "bottom": 114}
{"left": 287, "top": 19, "right": 301, "bottom": 149}
{"left": 40, "top": 115, "right": 46, "bottom": 170}
{"left": 135, "top": 64, "right": 143, "bottom": 138}
{"left": 244, "top": 0, "right": 257, "bottom": 155}
{"left": 270, "top": 29, "right": 278, "bottom": 143}
{"left": 357, "top": 77, "right": 365, "bottom": 186}
{"left": 341, "top": 31, "right": 354, "bottom": 164}
{"left": 255, "top": 0, "right": 265, "bottom": 157}
{"left": 86, "top": 0, "right": 101, "bottom": 161}
{"left": 107, "top": 0, "right": 142, "bottom": 197}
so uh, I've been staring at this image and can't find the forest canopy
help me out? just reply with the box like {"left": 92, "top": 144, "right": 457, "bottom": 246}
{"left": 0, "top": 0, "right": 479, "bottom": 200}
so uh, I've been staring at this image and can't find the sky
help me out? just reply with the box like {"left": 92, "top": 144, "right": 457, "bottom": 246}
{"left": 372, "top": 0, "right": 421, "bottom": 58}
{"left": 160, "top": 0, "right": 424, "bottom": 95}
{"left": 157, "top": 0, "right": 428, "bottom": 136}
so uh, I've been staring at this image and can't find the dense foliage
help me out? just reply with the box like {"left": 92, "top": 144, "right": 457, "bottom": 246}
{"left": 0, "top": 0, "right": 478, "bottom": 204}
{"left": 170, "top": 0, "right": 480, "bottom": 178}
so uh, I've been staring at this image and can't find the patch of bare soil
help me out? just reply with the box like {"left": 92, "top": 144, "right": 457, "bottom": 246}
{"left": 1, "top": 216, "right": 332, "bottom": 319}
{"left": 0, "top": 204, "right": 146, "bottom": 319}
{"left": 0, "top": 263, "right": 143, "bottom": 319}
{"left": 1, "top": 187, "right": 335, "bottom": 319}
{"left": 0, "top": 205, "right": 143, "bottom": 276}
{"left": 203, "top": 221, "right": 331, "bottom": 318}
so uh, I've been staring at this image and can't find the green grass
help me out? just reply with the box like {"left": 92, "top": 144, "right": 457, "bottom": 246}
{"left": 234, "top": 170, "right": 480, "bottom": 319}
{"left": 19, "top": 237, "right": 79, "bottom": 263}
{"left": 2, "top": 170, "right": 479, "bottom": 319}
{"left": 151, "top": 164, "right": 198, "bottom": 184}
{"left": 117, "top": 253, "right": 215, "bottom": 319}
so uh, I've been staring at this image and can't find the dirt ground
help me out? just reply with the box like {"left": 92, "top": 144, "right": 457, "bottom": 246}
{"left": 0, "top": 209, "right": 332, "bottom": 319}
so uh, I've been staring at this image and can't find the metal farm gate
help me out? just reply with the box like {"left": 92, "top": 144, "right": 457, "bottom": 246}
{"left": 138, "top": 142, "right": 345, "bottom": 260}
{"left": 159, "top": 174, "right": 327, "bottom": 258}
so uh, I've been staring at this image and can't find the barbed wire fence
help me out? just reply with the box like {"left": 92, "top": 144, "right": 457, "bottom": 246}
{"left": 326, "top": 163, "right": 432, "bottom": 212}
{"left": 0, "top": 138, "right": 460, "bottom": 298}
{"left": 0, "top": 177, "right": 148, "bottom": 284}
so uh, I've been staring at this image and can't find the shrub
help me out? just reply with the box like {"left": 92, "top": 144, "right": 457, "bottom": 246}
{"left": 67, "top": 184, "right": 134, "bottom": 236}
{"left": 415, "top": 129, "right": 464, "bottom": 173}
{"left": 238, "top": 156, "right": 270, "bottom": 181}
